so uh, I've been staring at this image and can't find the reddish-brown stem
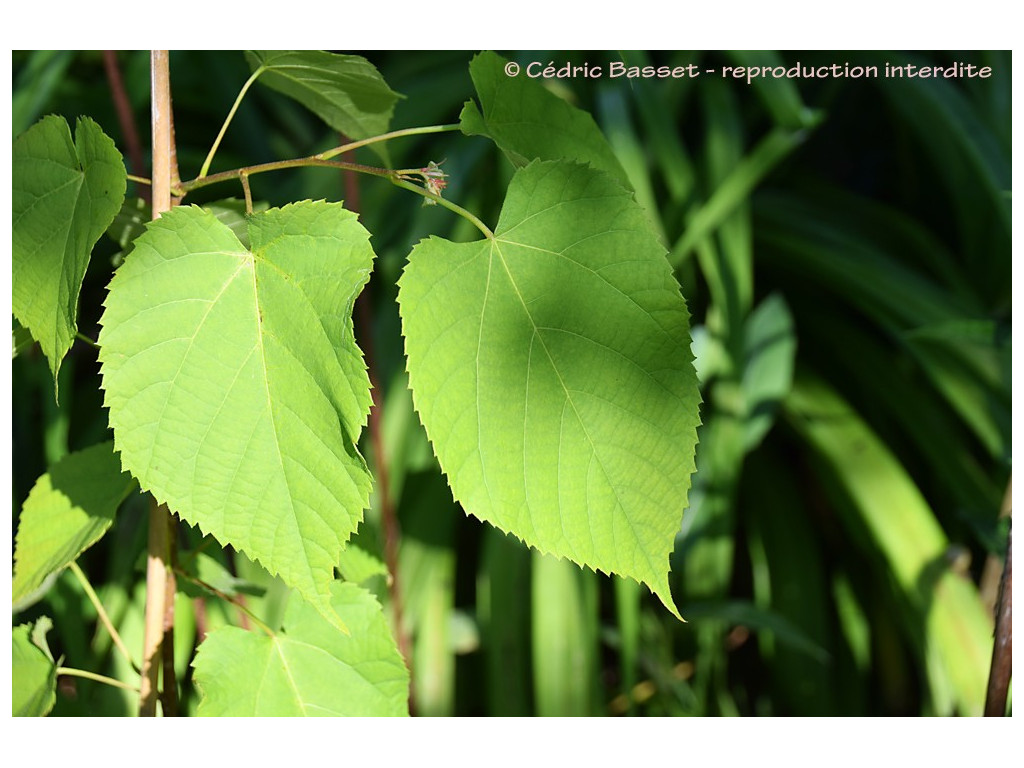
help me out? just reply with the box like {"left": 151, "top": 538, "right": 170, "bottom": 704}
{"left": 984, "top": 524, "right": 1012, "bottom": 716}
{"left": 194, "top": 597, "right": 208, "bottom": 641}
{"left": 981, "top": 478, "right": 1012, "bottom": 614}
{"left": 103, "top": 50, "right": 149, "bottom": 205}
{"left": 235, "top": 595, "right": 253, "bottom": 631}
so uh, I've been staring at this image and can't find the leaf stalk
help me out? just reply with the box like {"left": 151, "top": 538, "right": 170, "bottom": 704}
{"left": 390, "top": 176, "right": 494, "bottom": 239}
{"left": 69, "top": 561, "right": 139, "bottom": 673}
{"left": 315, "top": 123, "right": 460, "bottom": 161}
{"left": 58, "top": 667, "right": 141, "bottom": 693}
{"left": 75, "top": 332, "right": 100, "bottom": 350}
{"left": 198, "top": 65, "right": 265, "bottom": 179}
{"left": 173, "top": 567, "right": 275, "bottom": 637}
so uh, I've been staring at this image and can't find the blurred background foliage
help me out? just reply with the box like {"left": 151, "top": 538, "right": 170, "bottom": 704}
{"left": 11, "top": 49, "right": 1011, "bottom": 716}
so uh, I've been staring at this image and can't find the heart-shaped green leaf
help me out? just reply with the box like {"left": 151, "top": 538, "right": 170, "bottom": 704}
{"left": 193, "top": 582, "right": 409, "bottom": 716}
{"left": 98, "top": 202, "right": 374, "bottom": 630}
{"left": 399, "top": 160, "right": 700, "bottom": 617}
{"left": 246, "top": 50, "right": 401, "bottom": 160}
{"left": 13, "top": 441, "right": 136, "bottom": 611}
{"left": 13, "top": 618, "right": 57, "bottom": 717}
{"left": 13, "top": 115, "right": 126, "bottom": 388}
{"left": 460, "top": 51, "right": 631, "bottom": 190}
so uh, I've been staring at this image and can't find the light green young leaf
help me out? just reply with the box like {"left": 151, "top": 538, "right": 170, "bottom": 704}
{"left": 245, "top": 50, "right": 401, "bottom": 157}
{"left": 13, "top": 441, "right": 136, "bottom": 610}
{"left": 193, "top": 581, "right": 409, "bottom": 716}
{"left": 98, "top": 202, "right": 375, "bottom": 630}
{"left": 399, "top": 160, "right": 700, "bottom": 617}
{"left": 13, "top": 115, "right": 126, "bottom": 388}
{"left": 13, "top": 618, "right": 57, "bottom": 717}
{"left": 460, "top": 51, "right": 632, "bottom": 190}
{"left": 337, "top": 542, "right": 389, "bottom": 585}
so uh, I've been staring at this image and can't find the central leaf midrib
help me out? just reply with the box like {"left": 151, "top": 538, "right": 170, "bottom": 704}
{"left": 495, "top": 235, "right": 683, "bottom": 400}
{"left": 475, "top": 243, "right": 497, "bottom": 516}
{"left": 272, "top": 639, "right": 308, "bottom": 716}
{"left": 488, "top": 239, "right": 655, "bottom": 571}
{"left": 26, "top": 172, "right": 84, "bottom": 357}
{"left": 146, "top": 258, "right": 246, "bottom": 481}
{"left": 250, "top": 257, "right": 321, "bottom": 589}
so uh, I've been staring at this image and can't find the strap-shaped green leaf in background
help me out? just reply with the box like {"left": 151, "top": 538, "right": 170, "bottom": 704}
{"left": 245, "top": 50, "right": 401, "bottom": 149}
{"left": 13, "top": 441, "right": 136, "bottom": 611}
{"left": 460, "top": 51, "right": 632, "bottom": 190}
{"left": 12, "top": 115, "right": 126, "bottom": 387}
{"left": 741, "top": 294, "right": 796, "bottom": 451}
{"left": 399, "top": 160, "right": 701, "bottom": 617}
{"left": 98, "top": 202, "right": 375, "bottom": 630}
{"left": 193, "top": 581, "right": 409, "bottom": 716}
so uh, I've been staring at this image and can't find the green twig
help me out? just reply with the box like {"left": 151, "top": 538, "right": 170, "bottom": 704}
{"left": 126, "top": 174, "right": 151, "bottom": 186}
{"left": 69, "top": 562, "right": 139, "bottom": 673}
{"left": 178, "top": 153, "right": 494, "bottom": 239}
{"left": 174, "top": 117, "right": 486, "bottom": 236}
{"left": 199, "top": 66, "right": 265, "bottom": 179}
{"left": 58, "top": 666, "right": 140, "bottom": 692}
{"left": 179, "top": 124, "right": 460, "bottom": 197}
{"left": 316, "top": 123, "right": 460, "bottom": 161}
{"left": 178, "top": 157, "right": 391, "bottom": 196}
